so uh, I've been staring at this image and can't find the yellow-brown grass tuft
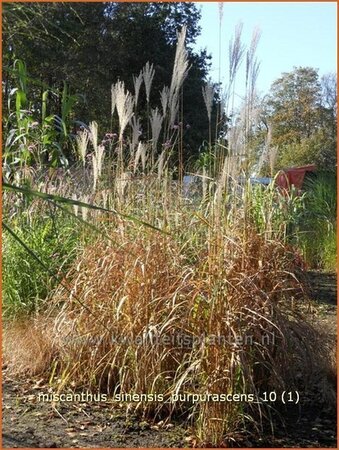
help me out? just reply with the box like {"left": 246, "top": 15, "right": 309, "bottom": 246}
{"left": 3, "top": 318, "right": 55, "bottom": 376}
{"left": 21, "top": 225, "right": 332, "bottom": 446}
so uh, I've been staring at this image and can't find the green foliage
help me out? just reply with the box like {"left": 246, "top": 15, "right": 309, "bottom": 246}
{"left": 248, "top": 172, "right": 337, "bottom": 271}
{"left": 297, "top": 172, "right": 337, "bottom": 270}
{"left": 248, "top": 181, "right": 305, "bottom": 240}
{"left": 3, "top": 211, "right": 81, "bottom": 319}
{"left": 277, "top": 129, "right": 337, "bottom": 171}
{"left": 267, "top": 67, "right": 322, "bottom": 144}
{"left": 3, "top": 60, "right": 82, "bottom": 175}
{"left": 263, "top": 67, "right": 337, "bottom": 170}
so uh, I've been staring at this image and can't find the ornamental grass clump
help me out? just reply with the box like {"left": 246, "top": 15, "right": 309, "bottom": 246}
{"left": 33, "top": 210, "right": 333, "bottom": 446}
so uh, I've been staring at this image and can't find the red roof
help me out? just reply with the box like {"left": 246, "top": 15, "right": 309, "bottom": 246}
{"left": 276, "top": 165, "right": 316, "bottom": 190}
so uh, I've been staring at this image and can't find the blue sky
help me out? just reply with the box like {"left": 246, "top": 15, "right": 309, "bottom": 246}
{"left": 193, "top": 2, "right": 337, "bottom": 97}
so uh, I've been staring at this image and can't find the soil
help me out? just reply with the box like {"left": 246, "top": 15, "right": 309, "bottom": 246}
{"left": 2, "top": 374, "right": 187, "bottom": 448}
{"left": 2, "top": 301, "right": 337, "bottom": 448}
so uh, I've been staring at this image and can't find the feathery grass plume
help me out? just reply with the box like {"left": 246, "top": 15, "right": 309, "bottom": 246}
{"left": 168, "top": 26, "right": 190, "bottom": 127}
{"left": 111, "top": 84, "right": 117, "bottom": 116}
{"left": 133, "top": 142, "right": 145, "bottom": 174}
{"left": 227, "top": 114, "right": 244, "bottom": 159}
{"left": 142, "top": 62, "right": 155, "bottom": 104}
{"left": 89, "top": 121, "right": 98, "bottom": 153}
{"left": 76, "top": 129, "right": 89, "bottom": 166}
{"left": 202, "top": 80, "right": 215, "bottom": 123}
{"left": 150, "top": 107, "right": 163, "bottom": 153}
{"left": 245, "top": 28, "right": 261, "bottom": 112}
{"left": 215, "top": 2, "right": 224, "bottom": 148}
{"left": 250, "top": 58, "right": 260, "bottom": 98}
{"left": 213, "top": 153, "right": 239, "bottom": 212}
{"left": 229, "top": 22, "right": 245, "bottom": 88}
{"left": 92, "top": 144, "right": 105, "bottom": 192}
{"left": 115, "top": 171, "right": 131, "bottom": 200}
{"left": 130, "top": 116, "right": 142, "bottom": 151}
{"left": 114, "top": 80, "right": 134, "bottom": 141}
{"left": 246, "top": 27, "right": 261, "bottom": 88}
{"left": 143, "top": 62, "right": 155, "bottom": 141}
{"left": 228, "top": 22, "right": 245, "bottom": 112}
{"left": 157, "top": 149, "right": 166, "bottom": 180}
{"left": 89, "top": 121, "right": 100, "bottom": 192}
{"left": 133, "top": 71, "right": 143, "bottom": 108}
{"left": 92, "top": 155, "right": 98, "bottom": 192}
{"left": 95, "top": 144, "right": 105, "bottom": 178}
{"left": 140, "top": 143, "right": 147, "bottom": 171}
{"left": 160, "top": 86, "right": 170, "bottom": 116}
{"left": 243, "top": 28, "right": 261, "bottom": 174}
{"left": 202, "top": 80, "right": 215, "bottom": 175}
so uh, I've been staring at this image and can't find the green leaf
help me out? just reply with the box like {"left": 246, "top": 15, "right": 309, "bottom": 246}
{"left": 3, "top": 221, "right": 109, "bottom": 330}
{"left": 42, "top": 90, "right": 48, "bottom": 122}
{"left": 15, "top": 90, "right": 27, "bottom": 116}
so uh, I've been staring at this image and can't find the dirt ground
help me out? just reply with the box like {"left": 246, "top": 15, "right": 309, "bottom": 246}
{"left": 2, "top": 302, "right": 337, "bottom": 448}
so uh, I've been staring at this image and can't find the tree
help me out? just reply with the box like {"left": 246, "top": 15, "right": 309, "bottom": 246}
{"left": 262, "top": 67, "right": 336, "bottom": 171}
{"left": 266, "top": 67, "right": 322, "bottom": 145}
{"left": 319, "top": 72, "right": 337, "bottom": 140}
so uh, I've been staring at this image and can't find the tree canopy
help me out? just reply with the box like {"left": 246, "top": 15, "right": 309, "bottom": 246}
{"left": 3, "top": 2, "right": 216, "bottom": 161}
{"left": 260, "top": 67, "right": 337, "bottom": 172}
